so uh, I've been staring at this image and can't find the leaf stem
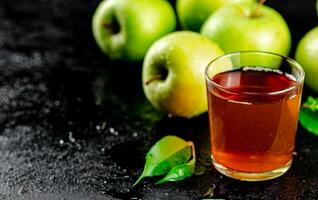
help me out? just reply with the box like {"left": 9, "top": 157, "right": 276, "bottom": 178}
{"left": 302, "top": 104, "right": 318, "bottom": 111}
{"left": 302, "top": 105, "right": 310, "bottom": 109}
{"left": 188, "top": 141, "right": 196, "bottom": 160}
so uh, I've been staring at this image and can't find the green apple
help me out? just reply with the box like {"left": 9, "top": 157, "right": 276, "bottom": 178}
{"left": 176, "top": 0, "right": 256, "bottom": 32}
{"left": 317, "top": 0, "right": 318, "bottom": 16}
{"left": 142, "top": 31, "right": 224, "bottom": 118}
{"left": 92, "top": 0, "right": 176, "bottom": 61}
{"left": 201, "top": 3, "right": 291, "bottom": 56}
{"left": 295, "top": 27, "right": 318, "bottom": 93}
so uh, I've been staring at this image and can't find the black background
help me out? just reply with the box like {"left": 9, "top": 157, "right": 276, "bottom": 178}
{"left": 0, "top": 0, "right": 317, "bottom": 199}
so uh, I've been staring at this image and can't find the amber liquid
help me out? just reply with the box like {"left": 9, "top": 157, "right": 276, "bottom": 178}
{"left": 207, "top": 67, "right": 302, "bottom": 173}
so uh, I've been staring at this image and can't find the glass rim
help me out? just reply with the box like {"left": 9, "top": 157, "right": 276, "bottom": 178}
{"left": 205, "top": 51, "right": 305, "bottom": 96}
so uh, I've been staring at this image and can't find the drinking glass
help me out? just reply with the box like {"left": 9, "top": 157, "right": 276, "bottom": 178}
{"left": 205, "top": 51, "right": 304, "bottom": 181}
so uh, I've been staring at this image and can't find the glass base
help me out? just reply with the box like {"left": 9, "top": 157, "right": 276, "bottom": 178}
{"left": 212, "top": 156, "right": 292, "bottom": 181}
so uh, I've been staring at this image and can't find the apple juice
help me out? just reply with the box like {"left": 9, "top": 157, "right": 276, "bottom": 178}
{"left": 207, "top": 67, "right": 302, "bottom": 173}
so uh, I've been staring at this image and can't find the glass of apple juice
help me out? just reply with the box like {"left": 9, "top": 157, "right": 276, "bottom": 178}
{"left": 205, "top": 51, "right": 305, "bottom": 181}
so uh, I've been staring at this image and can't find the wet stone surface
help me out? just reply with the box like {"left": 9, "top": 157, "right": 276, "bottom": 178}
{"left": 0, "top": 0, "right": 317, "bottom": 199}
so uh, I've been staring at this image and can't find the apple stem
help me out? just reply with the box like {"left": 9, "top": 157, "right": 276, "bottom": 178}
{"left": 102, "top": 22, "right": 114, "bottom": 33}
{"left": 250, "top": 0, "right": 266, "bottom": 18}
{"left": 102, "top": 20, "right": 120, "bottom": 34}
{"left": 144, "top": 75, "right": 163, "bottom": 85}
{"left": 102, "top": 22, "right": 112, "bottom": 28}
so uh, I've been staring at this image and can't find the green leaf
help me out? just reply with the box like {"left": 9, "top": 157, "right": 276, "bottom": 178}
{"left": 303, "top": 96, "right": 318, "bottom": 112}
{"left": 299, "top": 108, "right": 318, "bottom": 136}
{"left": 156, "top": 142, "right": 196, "bottom": 185}
{"left": 155, "top": 158, "right": 195, "bottom": 184}
{"left": 133, "top": 135, "right": 192, "bottom": 187}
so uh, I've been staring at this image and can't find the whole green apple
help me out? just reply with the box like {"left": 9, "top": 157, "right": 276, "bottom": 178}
{"left": 177, "top": 0, "right": 256, "bottom": 32}
{"left": 142, "top": 31, "right": 224, "bottom": 118}
{"left": 201, "top": 3, "right": 291, "bottom": 56}
{"left": 92, "top": 0, "right": 176, "bottom": 61}
{"left": 295, "top": 26, "right": 318, "bottom": 93}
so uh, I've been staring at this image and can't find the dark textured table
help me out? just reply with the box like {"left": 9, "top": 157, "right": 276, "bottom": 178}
{"left": 0, "top": 0, "right": 317, "bottom": 199}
